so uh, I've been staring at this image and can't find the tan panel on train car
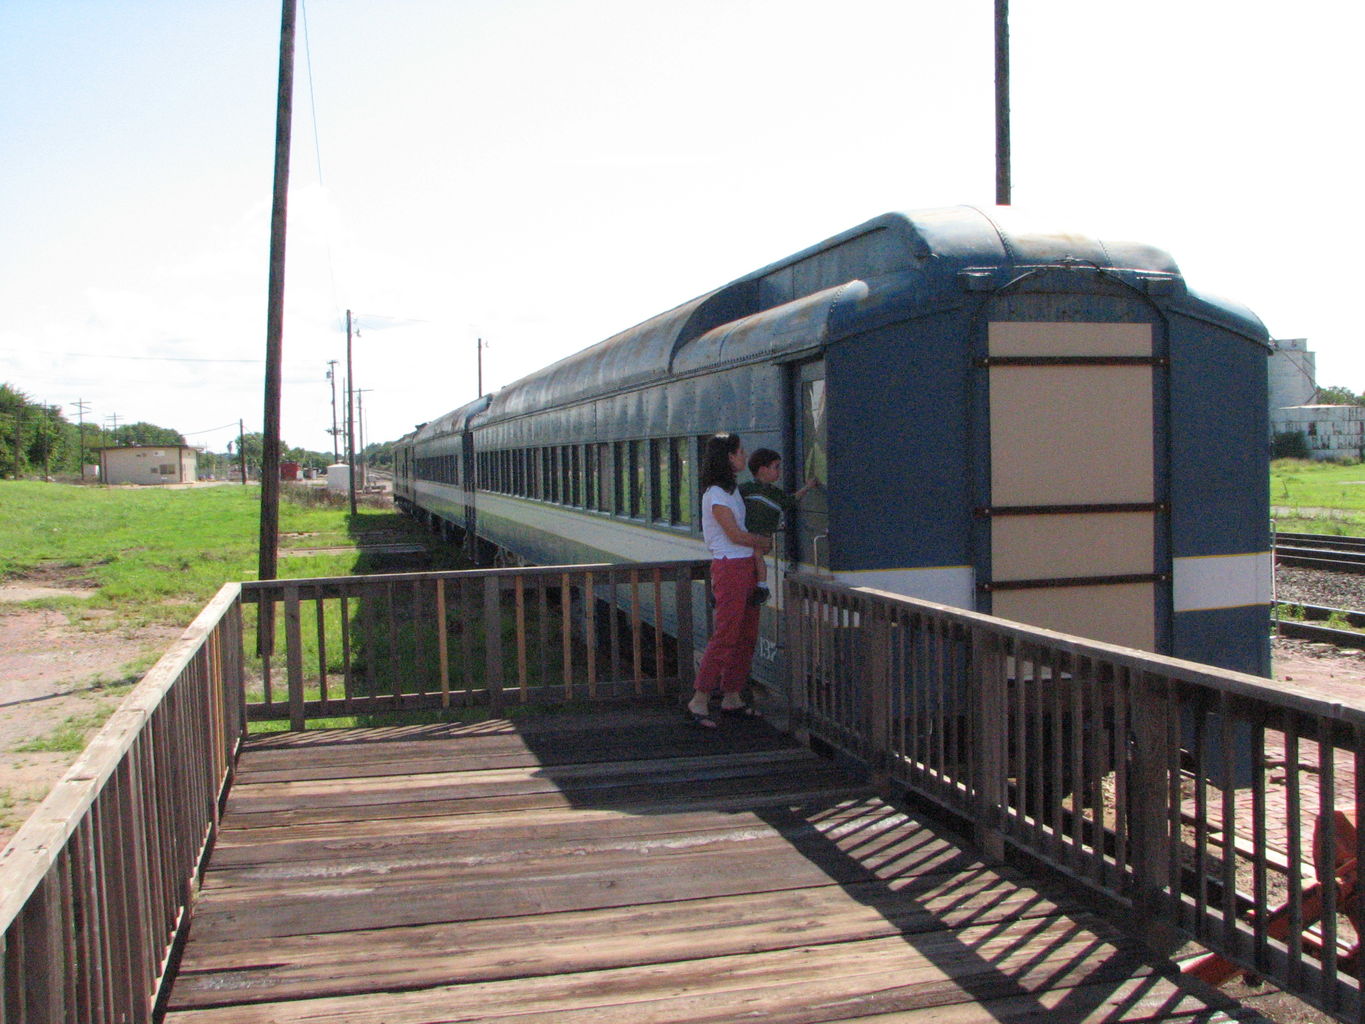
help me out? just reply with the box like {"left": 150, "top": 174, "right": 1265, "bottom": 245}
{"left": 986, "top": 320, "right": 1157, "bottom": 652}
{"left": 988, "top": 364, "right": 1153, "bottom": 507}
{"left": 993, "top": 585, "right": 1156, "bottom": 652}
{"left": 991, "top": 512, "right": 1153, "bottom": 581}
{"left": 988, "top": 321, "right": 1152, "bottom": 358}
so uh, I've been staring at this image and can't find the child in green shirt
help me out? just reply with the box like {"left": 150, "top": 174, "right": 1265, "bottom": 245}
{"left": 740, "top": 448, "right": 819, "bottom": 605}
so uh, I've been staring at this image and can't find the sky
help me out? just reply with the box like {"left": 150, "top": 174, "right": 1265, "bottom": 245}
{"left": 1, "top": 1, "right": 1360, "bottom": 457}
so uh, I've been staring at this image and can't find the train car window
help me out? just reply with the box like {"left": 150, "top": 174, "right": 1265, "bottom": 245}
{"left": 612, "top": 442, "right": 625, "bottom": 514}
{"left": 540, "top": 448, "right": 551, "bottom": 502}
{"left": 625, "top": 441, "right": 641, "bottom": 518}
{"left": 569, "top": 445, "right": 582, "bottom": 507}
{"left": 594, "top": 443, "right": 609, "bottom": 512}
{"left": 583, "top": 445, "right": 595, "bottom": 510}
{"left": 651, "top": 440, "right": 669, "bottom": 523}
{"left": 672, "top": 437, "right": 693, "bottom": 526}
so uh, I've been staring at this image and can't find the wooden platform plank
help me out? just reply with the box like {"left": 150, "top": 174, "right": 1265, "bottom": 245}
{"left": 161, "top": 707, "right": 1268, "bottom": 1024}
{"left": 170, "top": 874, "right": 1068, "bottom": 1007}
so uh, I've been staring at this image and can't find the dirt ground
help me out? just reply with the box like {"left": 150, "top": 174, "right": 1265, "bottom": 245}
{"left": 0, "top": 583, "right": 182, "bottom": 846}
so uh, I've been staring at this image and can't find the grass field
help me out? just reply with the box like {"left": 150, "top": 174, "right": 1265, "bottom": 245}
{"left": 0, "top": 480, "right": 462, "bottom": 623}
{"left": 1270, "top": 458, "right": 1365, "bottom": 535}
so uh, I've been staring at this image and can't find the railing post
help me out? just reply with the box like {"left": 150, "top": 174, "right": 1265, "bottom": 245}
{"left": 785, "top": 577, "right": 808, "bottom": 745}
{"left": 284, "top": 585, "right": 305, "bottom": 731}
{"left": 972, "top": 628, "right": 1007, "bottom": 861}
{"left": 674, "top": 566, "right": 696, "bottom": 700}
{"left": 867, "top": 607, "right": 893, "bottom": 796}
{"left": 484, "top": 574, "right": 504, "bottom": 716}
{"left": 1128, "top": 670, "right": 1174, "bottom": 935}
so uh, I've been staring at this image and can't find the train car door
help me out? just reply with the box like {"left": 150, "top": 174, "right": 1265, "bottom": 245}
{"left": 978, "top": 316, "right": 1166, "bottom": 652}
{"left": 790, "top": 360, "right": 830, "bottom": 572}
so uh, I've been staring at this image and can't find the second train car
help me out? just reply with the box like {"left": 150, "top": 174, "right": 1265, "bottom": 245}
{"left": 393, "top": 205, "right": 1272, "bottom": 682}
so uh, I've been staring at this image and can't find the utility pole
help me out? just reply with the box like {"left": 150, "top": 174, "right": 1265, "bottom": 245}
{"left": 43, "top": 404, "right": 54, "bottom": 480}
{"left": 72, "top": 399, "right": 90, "bottom": 478}
{"left": 326, "top": 359, "right": 340, "bottom": 461}
{"left": 346, "top": 309, "right": 357, "bottom": 516}
{"left": 239, "top": 419, "right": 248, "bottom": 485}
{"left": 477, "top": 337, "right": 486, "bottom": 396}
{"left": 258, "top": 0, "right": 297, "bottom": 584}
{"left": 994, "top": 0, "right": 1011, "bottom": 206}
{"left": 356, "top": 388, "right": 373, "bottom": 489}
{"left": 105, "top": 413, "right": 120, "bottom": 446}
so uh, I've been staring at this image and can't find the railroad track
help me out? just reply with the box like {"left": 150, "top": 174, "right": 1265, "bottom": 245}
{"left": 1273, "top": 600, "right": 1365, "bottom": 650}
{"left": 1274, "top": 530, "right": 1365, "bottom": 573}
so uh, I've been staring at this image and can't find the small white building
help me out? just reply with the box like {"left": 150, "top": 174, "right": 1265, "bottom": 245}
{"left": 97, "top": 445, "right": 199, "bottom": 485}
{"left": 1270, "top": 405, "right": 1365, "bottom": 460}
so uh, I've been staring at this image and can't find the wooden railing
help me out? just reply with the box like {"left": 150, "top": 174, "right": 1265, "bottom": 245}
{"left": 242, "top": 560, "right": 710, "bottom": 725}
{"left": 0, "top": 583, "right": 245, "bottom": 1024}
{"left": 785, "top": 573, "right": 1365, "bottom": 1023}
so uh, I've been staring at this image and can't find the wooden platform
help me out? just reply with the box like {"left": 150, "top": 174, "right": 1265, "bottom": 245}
{"left": 163, "top": 705, "right": 1262, "bottom": 1023}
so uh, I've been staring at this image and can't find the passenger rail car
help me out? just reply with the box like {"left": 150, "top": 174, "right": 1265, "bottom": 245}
{"left": 394, "top": 205, "right": 1271, "bottom": 681}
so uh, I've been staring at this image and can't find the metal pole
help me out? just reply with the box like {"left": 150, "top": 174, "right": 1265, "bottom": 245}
{"left": 72, "top": 399, "right": 90, "bottom": 478}
{"left": 239, "top": 419, "right": 247, "bottom": 485}
{"left": 346, "top": 309, "right": 357, "bottom": 516}
{"left": 327, "top": 359, "right": 339, "bottom": 461}
{"left": 994, "top": 0, "right": 1011, "bottom": 206}
{"left": 258, "top": 0, "right": 297, "bottom": 583}
{"left": 477, "top": 337, "right": 483, "bottom": 397}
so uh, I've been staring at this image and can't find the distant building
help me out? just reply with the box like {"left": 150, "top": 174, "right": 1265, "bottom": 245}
{"left": 97, "top": 445, "right": 199, "bottom": 485}
{"left": 1268, "top": 338, "right": 1317, "bottom": 409}
{"left": 1271, "top": 405, "right": 1365, "bottom": 460}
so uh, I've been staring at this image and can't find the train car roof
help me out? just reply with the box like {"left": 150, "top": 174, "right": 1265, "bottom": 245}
{"left": 458, "top": 205, "right": 1266, "bottom": 427}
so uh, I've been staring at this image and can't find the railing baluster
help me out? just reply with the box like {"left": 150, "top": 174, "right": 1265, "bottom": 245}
{"left": 652, "top": 569, "right": 666, "bottom": 693}
{"left": 515, "top": 573, "right": 529, "bottom": 701}
{"left": 436, "top": 578, "right": 450, "bottom": 708}
{"left": 285, "top": 585, "right": 304, "bottom": 730}
{"left": 1286, "top": 715, "right": 1304, "bottom": 988}
{"left": 585, "top": 570, "right": 598, "bottom": 699}
{"left": 628, "top": 569, "right": 643, "bottom": 693}
{"left": 559, "top": 572, "right": 573, "bottom": 700}
{"left": 484, "top": 574, "right": 505, "bottom": 715}
{"left": 315, "top": 592, "right": 328, "bottom": 708}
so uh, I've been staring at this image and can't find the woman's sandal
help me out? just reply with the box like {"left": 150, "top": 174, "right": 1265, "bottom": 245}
{"left": 719, "top": 701, "right": 760, "bottom": 719}
{"left": 686, "top": 708, "right": 718, "bottom": 729}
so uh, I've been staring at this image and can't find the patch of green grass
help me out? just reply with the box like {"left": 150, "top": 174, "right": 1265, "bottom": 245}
{"left": 1271, "top": 459, "right": 1365, "bottom": 536}
{"left": 0, "top": 482, "right": 454, "bottom": 628}
{"left": 15, "top": 711, "right": 111, "bottom": 753}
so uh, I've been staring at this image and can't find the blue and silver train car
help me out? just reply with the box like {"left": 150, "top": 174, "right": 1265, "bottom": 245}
{"left": 394, "top": 205, "right": 1272, "bottom": 680}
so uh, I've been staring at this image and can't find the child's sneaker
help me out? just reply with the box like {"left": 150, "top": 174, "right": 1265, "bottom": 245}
{"left": 748, "top": 586, "right": 770, "bottom": 606}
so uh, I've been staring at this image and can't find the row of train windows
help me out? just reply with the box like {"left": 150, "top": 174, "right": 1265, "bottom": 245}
{"left": 478, "top": 438, "right": 700, "bottom": 527}
{"left": 412, "top": 438, "right": 703, "bottom": 527}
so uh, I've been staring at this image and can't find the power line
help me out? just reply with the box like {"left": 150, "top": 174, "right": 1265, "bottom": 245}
{"left": 181, "top": 420, "right": 246, "bottom": 437}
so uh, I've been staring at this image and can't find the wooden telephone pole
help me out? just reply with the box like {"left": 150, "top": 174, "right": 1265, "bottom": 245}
{"left": 995, "top": 0, "right": 1011, "bottom": 205}
{"left": 258, "top": 0, "right": 297, "bottom": 583}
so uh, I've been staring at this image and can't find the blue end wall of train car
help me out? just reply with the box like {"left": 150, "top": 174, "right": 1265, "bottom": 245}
{"left": 1167, "top": 313, "right": 1271, "bottom": 676}
{"left": 825, "top": 313, "right": 972, "bottom": 572}
{"left": 1174, "top": 606, "right": 1269, "bottom": 677}
{"left": 1167, "top": 314, "right": 1270, "bottom": 559}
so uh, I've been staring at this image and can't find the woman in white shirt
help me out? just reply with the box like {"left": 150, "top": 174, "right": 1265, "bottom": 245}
{"left": 687, "top": 433, "right": 772, "bottom": 728}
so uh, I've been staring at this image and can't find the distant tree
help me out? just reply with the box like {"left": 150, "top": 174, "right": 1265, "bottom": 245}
{"left": 0, "top": 383, "right": 30, "bottom": 477}
{"left": 363, "top": 440, "right": 393, "bottom": 470}
{"left": 1316, "top": 385, "right": 1365, "bottom": 407}
{"left": 111, "top": 422, "right": 186, "bottom": 447}
{"left": 237, "top": 432, "right": 265, "bottom": 473}
{"left": 1272, "top": 430, "right": 1312, "bottom": 460}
